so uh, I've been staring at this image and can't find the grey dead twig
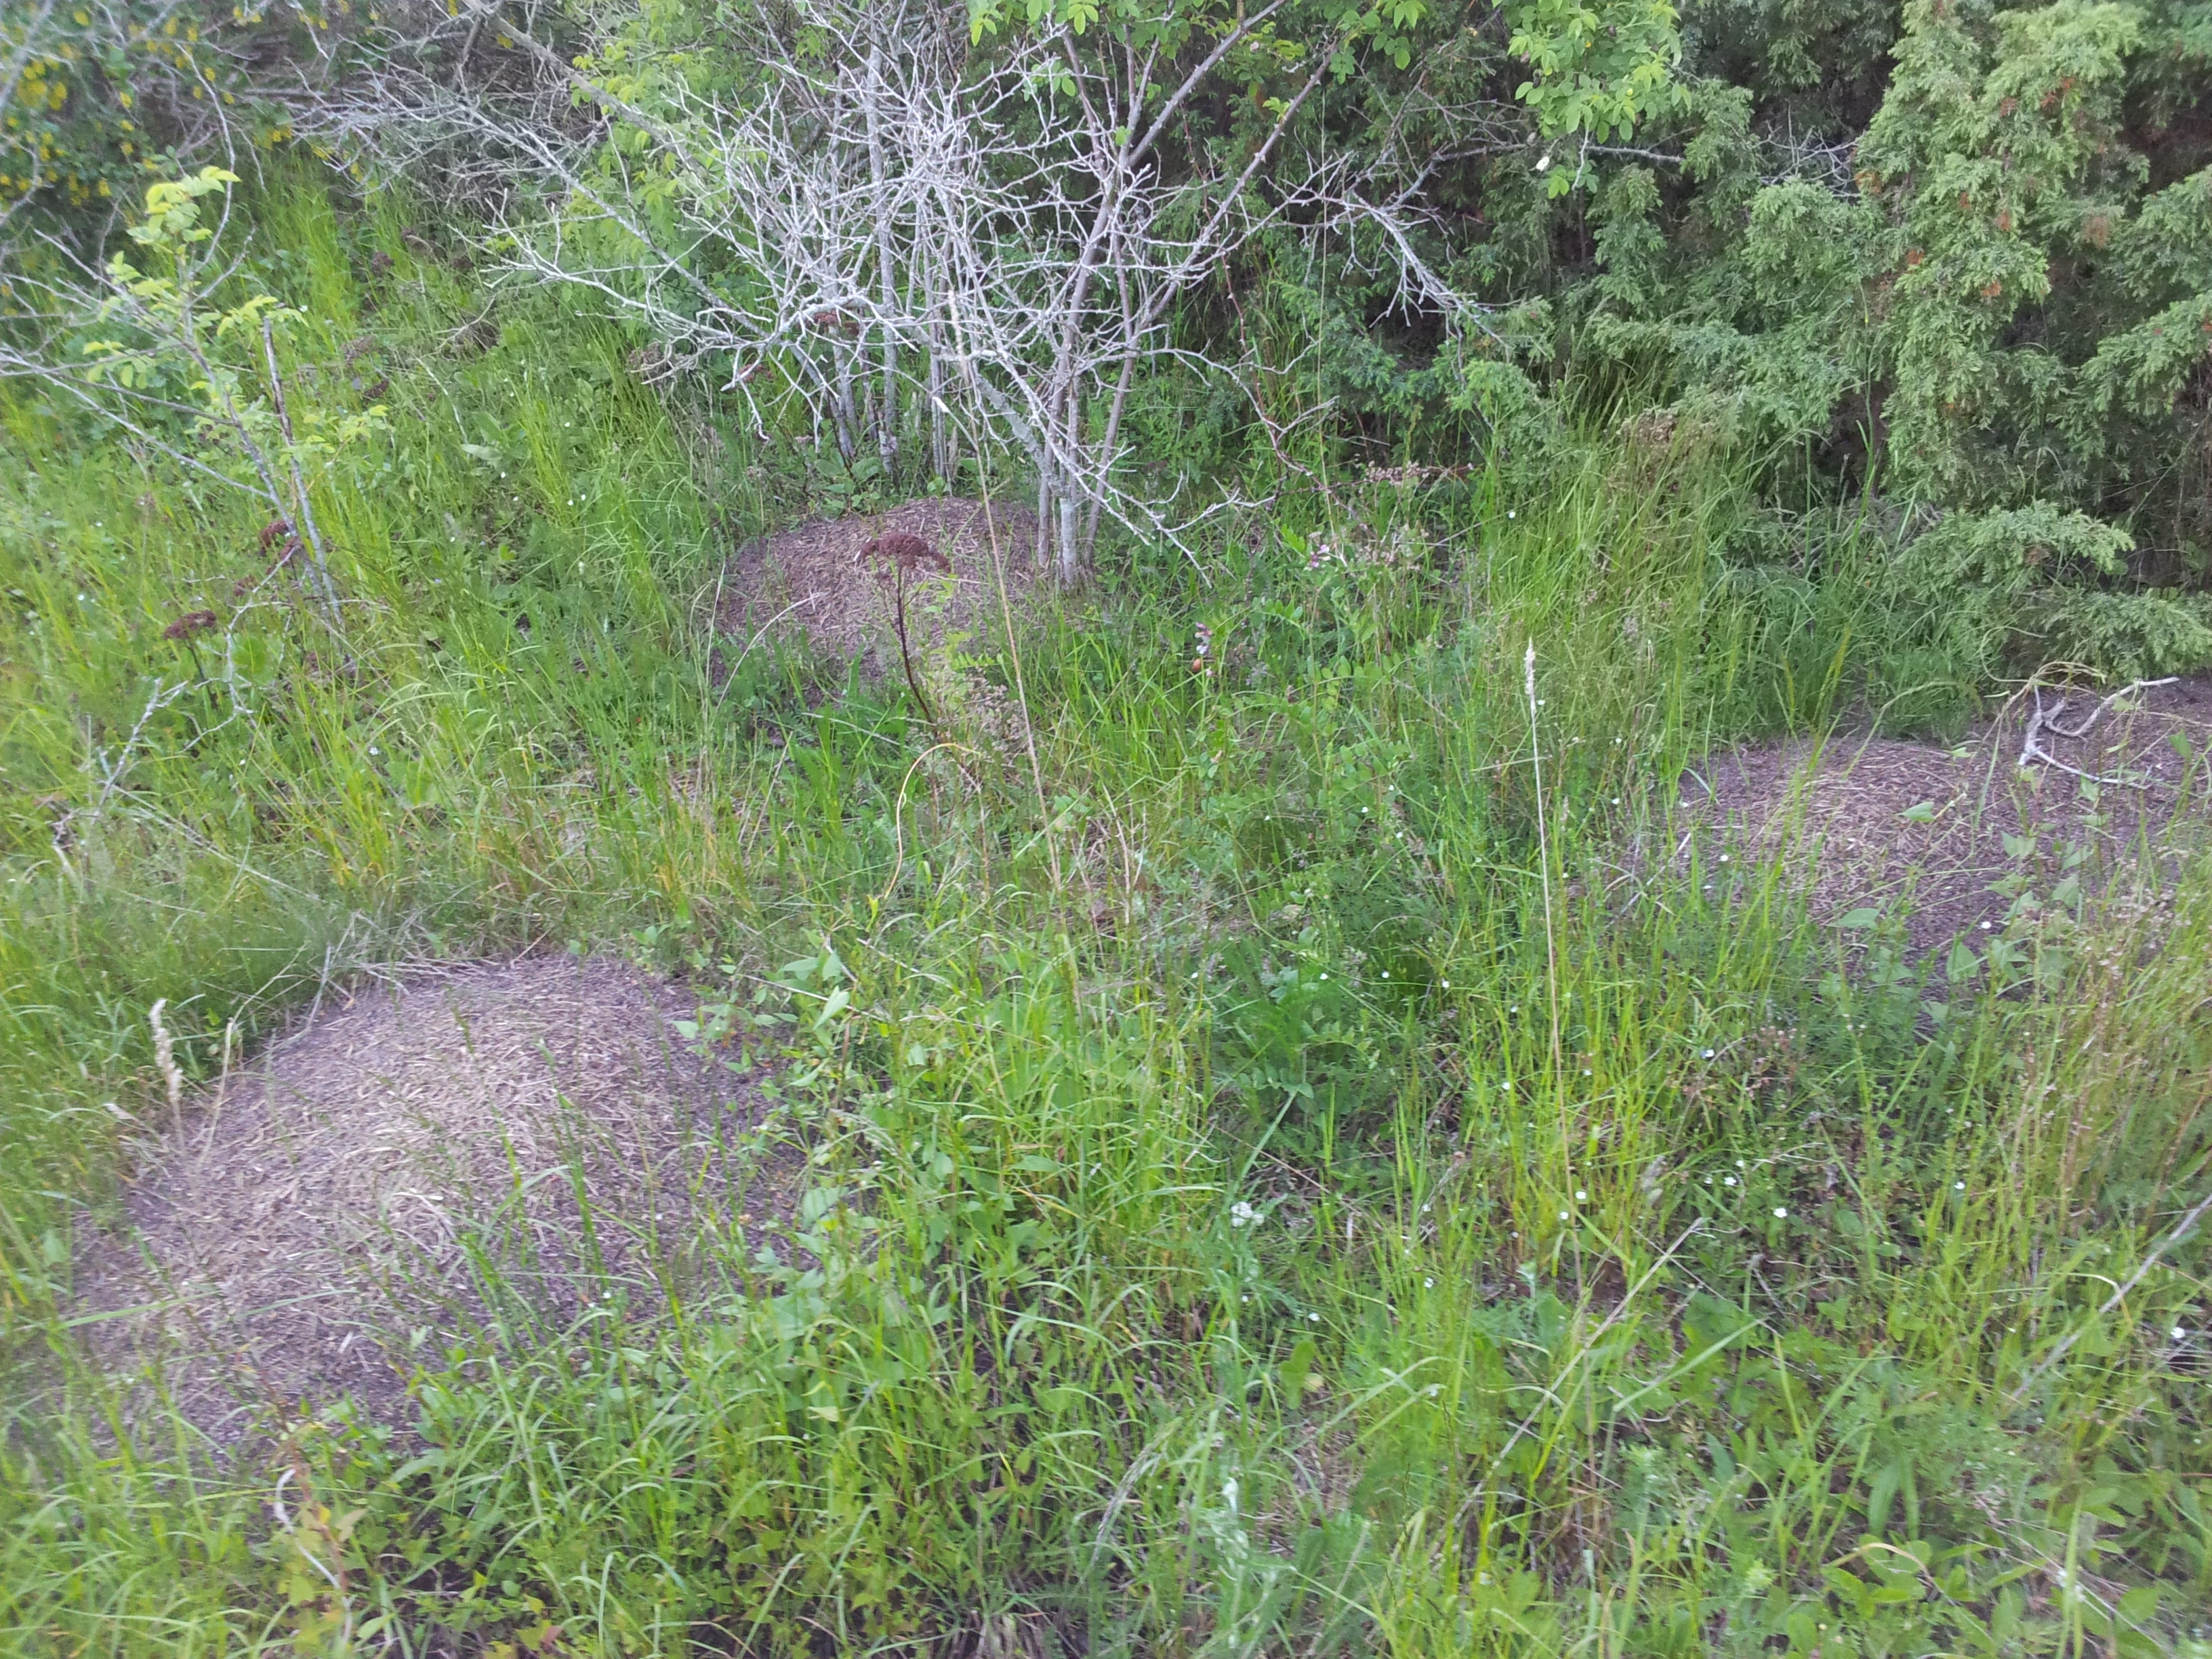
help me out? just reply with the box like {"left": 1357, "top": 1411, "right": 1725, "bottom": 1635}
{"left": 287, "top": 0, "right": 1495, "bottom": 579}
{"left": 2018, "top": 676, "right": 2177, "bottom": 790}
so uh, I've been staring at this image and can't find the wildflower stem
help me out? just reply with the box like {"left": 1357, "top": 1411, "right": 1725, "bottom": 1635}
{"left": 889, "top": 565, "right": 937, "bottom": 730}
{"left": 1526, "top": 640, "right": 1568, "bottom": 1174}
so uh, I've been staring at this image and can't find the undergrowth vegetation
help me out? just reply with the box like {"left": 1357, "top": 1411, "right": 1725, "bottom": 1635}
{"left": 1, "top": 169, "right": 2209, "bottom": 1656}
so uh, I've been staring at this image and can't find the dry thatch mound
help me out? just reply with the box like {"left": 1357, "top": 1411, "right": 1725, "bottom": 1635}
{"left": 716, "top": 495, "right": 1046, "bottom": 672}
{"left": 1687, "top": 676, "right": 2212, "bottom": 950}
{"left": 75, "top": 955, "right": 794, "bottom": 1443}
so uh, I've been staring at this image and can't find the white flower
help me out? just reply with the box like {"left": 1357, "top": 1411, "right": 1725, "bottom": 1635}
{"left": 1774, "top": 1208, "right": 1787, "bottom": 1218}
{"left": 1559, "top": 1210, "right": 1570, "bottom": 1220}
{"left": 1309, "top": 1312, "right": 1320, "bottom": 1322}
{"left": 1229, "top": 1200, "right": 1261, "bottom": 1229}
{"left": 1723, "top": 1176, "right": 1737, "bottom": 1187}
{"left": 1954, "top": 1181, "right": 1965, "bottom": 1191}
{"left": 1575, "top": 1189, "right": 1587, "bottom": 1202}
{"left": 2172, "top": 1326, "right": 2186, "bottom": 1340}
{"left": 1424, "top": 1277, "right": 1434, "bottom": 1288}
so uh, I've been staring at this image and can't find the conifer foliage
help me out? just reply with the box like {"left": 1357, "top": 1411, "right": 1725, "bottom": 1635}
{"left": 4, "top": 0, "right": 2211, "bottom": 676}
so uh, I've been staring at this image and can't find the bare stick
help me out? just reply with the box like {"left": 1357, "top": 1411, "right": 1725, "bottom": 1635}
{"left": 2018, "top": 678, "right": 2177, "bottom": 789}
{"left": 2007, "top": 1182, "right": 2212, "bottom": 1406}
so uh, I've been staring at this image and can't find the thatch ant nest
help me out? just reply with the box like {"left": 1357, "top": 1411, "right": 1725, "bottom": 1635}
{"left": 1684, "top": 676, "right": 2212, "bottom": 949}
{"left": 715, "top": 496, "right": 1046, "bottom": 675}
{"left": 74, "top": 955, "right": 795, "bottom": 1444}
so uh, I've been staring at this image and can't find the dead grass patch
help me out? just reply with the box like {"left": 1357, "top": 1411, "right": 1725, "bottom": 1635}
{"left": 74, "top": 954, "right": 796, "bottom": 1443}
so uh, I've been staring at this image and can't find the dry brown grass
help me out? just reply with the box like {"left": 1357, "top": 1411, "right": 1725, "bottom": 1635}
{"left": 75, "top": 955, "right": 794, "bottom": 1443}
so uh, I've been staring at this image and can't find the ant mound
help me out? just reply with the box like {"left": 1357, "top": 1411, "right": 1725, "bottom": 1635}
{"left": 716, "top": 496, "right": 1047, "bottom": 674}
{"left": 1685, "top": 676, "right": 2212, "bottom": 951}
{"left": 75, "top": 955, "right": 794, "bottom": 1446}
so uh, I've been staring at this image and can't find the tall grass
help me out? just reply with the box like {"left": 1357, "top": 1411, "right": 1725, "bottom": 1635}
{"left": 3, "top": 172, "right": 2209, "bottom": 1655}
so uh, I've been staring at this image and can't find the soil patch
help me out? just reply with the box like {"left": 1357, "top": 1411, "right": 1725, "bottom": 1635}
{"left": 75, "top": 955, "right": 797, "bottom": 1444}
{"left": 715, "top": 495, "right": 1046, "bottom": 674}
{"left": 1686, "top": 676, "right": 2212, "bottom": 950}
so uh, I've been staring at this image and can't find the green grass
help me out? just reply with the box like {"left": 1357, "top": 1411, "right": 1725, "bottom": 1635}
{"left": 3, "top": 173, "right": 2211, "bottom": 1656}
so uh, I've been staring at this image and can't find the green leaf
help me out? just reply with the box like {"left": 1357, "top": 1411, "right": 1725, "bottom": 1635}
{"left": 1280, "top": 1336, "right": 1321, "bottom": 1402}
{"left": 1839, "top": 907, "right": 1882, "bottom": 929}
{"left": 2116, "top": 1584, "right": 2159, "bottom": 1622}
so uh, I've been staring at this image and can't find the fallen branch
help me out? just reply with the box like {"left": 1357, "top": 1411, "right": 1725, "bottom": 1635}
{"left": 2007, "top": 1179, "right": 2212, "bottom": 1406}
{"left": 2016, "top": 677, "right": 2175, "bottom": 789}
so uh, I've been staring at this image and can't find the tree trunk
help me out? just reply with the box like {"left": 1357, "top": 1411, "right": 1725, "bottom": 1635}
{"left": 1084, "top": 261, "right": 1142, "bottom": 562}
{"left": 833, "top": 344, "right": 857, "bottom": 463}
{"left": 866, "top": 41, "right": 898, "bottom": 478}
{"left": 927, "top": 327, "right": 949, "bottom": 485}
{"left": 1057, "top": 492, "right": 1080, "bottom": 585}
